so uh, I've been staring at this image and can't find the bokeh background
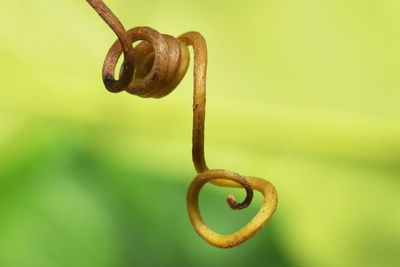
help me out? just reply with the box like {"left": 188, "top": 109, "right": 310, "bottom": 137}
{"left": 1, "top": 0, "right": 399, "bottom": 266}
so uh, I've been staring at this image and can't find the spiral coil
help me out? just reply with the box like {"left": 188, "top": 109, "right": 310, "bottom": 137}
{"left": 86, "top": 0, "right": 277, "bottom": 248}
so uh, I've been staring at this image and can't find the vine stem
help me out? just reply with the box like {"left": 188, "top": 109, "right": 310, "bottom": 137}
{"left": 84, "top": 0, "right": 278, "bottom": 248}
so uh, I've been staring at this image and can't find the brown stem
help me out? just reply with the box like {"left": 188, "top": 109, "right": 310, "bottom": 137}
{"left": 86, "top": 0, "right": 135, "bottom": 92}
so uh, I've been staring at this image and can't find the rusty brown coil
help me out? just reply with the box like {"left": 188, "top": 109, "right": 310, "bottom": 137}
{"left": 85, "top": 0, "right": 277, "bottom": 248}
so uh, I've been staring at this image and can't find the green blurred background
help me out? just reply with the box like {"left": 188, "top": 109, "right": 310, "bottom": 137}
{"left": 1, "top": 0, "right": 399, "bottom": 266}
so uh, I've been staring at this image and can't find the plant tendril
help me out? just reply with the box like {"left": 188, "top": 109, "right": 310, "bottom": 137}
{"left": 85, "top": 0, "right": 278, "bottom": 248}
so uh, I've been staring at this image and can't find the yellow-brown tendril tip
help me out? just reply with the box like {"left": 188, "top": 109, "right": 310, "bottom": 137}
{"left": 226, "top": 181, "right": 253, "bottom": 210}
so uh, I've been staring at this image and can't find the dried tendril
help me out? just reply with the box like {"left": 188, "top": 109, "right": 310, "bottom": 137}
{"left": 85, "top": 0, "right": 278, "bottom": 248}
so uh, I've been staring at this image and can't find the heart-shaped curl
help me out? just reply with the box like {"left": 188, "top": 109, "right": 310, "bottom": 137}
{"left": 187, "top": 169, "right": 278, "bottom": 248}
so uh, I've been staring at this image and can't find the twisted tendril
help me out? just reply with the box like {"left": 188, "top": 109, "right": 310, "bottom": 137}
{"left": 85, "top": 0, "right": 278, "bottom": 248}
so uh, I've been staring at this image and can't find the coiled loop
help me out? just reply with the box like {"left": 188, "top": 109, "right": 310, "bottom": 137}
{"left": 103, "top": 27, "right": 190, "bottom": 98}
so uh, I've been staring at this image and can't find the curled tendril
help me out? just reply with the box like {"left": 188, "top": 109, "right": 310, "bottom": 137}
{"left": 85, "top": 0, "right": 278, "bottom": 248}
